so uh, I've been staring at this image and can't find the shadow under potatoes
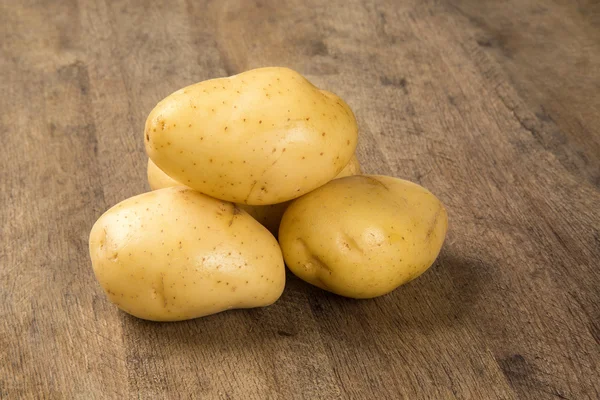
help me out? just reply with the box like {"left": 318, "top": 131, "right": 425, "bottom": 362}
{"left": 303, "top": 250, "right": 490, "bottom": 335}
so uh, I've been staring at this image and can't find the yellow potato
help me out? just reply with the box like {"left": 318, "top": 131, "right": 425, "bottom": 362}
{"left": 146, "top": 155, "right": 362, "bottom": 234}
{"left": 144, "top": 67, "right": 358, "bottom": 205}
{"left": 89, "top": 187, "right": 285, "bottom": 321}
{"left": 278, "top": 175, "right": 447, "bottom": 299}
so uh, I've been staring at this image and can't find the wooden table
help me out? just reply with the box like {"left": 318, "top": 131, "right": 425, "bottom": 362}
{"left": 2, "top": 0, "right": 599, "bottom": 398}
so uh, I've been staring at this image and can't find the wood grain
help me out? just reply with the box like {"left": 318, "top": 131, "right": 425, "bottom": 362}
{"left": 448, "top": 0, "right": 600, "bottom": 188}
{"left": 1, "top": 0, "right": 598, "bottom": 399}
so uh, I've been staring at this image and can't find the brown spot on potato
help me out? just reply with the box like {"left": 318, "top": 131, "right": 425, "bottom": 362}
{"left": 341, "top": 233, "right": 364, "bottom": 254}
{"left": 244, "top": 180, "right": 259, "bottom": 204}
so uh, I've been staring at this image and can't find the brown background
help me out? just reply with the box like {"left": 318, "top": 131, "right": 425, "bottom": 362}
{"left": 1, "top": 0, "right": 599, "bottom": 399}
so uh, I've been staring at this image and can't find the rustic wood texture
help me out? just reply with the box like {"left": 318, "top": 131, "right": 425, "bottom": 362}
{"left": 1, "top": 0, "right": 599, "bottom": 398}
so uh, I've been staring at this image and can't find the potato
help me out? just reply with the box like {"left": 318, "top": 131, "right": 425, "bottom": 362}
{"left": 89, "top": 187, "right": 285, "bottom": 321}
{"left": 146, "top": 155, "right": 362, "bottom": 234}
{"left": 278, "top": 175, "right": 447, "bottom": 299}
{"left": 144, "top": 67, "right": 358, "bottom": 205}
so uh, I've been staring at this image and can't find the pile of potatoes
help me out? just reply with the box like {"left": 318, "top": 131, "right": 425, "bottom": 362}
{"left": 89, "top": 67, "right": 447, "bottom": 322}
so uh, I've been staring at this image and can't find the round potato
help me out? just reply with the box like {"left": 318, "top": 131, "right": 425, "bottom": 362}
{"left": 89, "top": 187, "right": 285, "bottom": 321}
{"left": 144, "top": 67, "right": 358, "bottom": 205}
{"left": 146, "top": 155, "right": 362, "bottom": 235}
{"left": 278, "top": 175, "right": 447, "bottom": 299}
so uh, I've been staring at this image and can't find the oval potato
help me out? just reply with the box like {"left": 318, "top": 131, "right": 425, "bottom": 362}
{"left": 278, "top": 175, "right": 447, "bottom": 299}
{"left": 145, "top": 67, "right": 358, "bottom": 205}
{"left": 89, "top": 187, "right": 285, "bottom": 321}
{"left": 146, "top": 155, "right": 362, "bottom": 234}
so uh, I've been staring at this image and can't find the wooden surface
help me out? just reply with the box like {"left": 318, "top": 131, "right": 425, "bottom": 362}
{"left": 1, "top": 0, "right": 599, "bottom": 398}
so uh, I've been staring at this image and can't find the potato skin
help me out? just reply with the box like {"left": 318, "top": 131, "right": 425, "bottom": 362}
{"left": 89, "top": 187, "right": 285, "bottom": 321}
{"left": 147, "top": 155, "right": 363, "bottom": 235}
{"left": 144, "top": 67, "right": 358, "bottom": 205}
{"left": 278, "top": 175, "right": 447, "bottom": 299}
